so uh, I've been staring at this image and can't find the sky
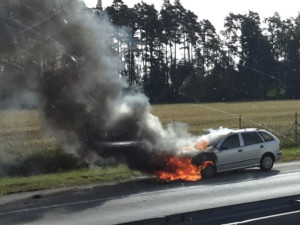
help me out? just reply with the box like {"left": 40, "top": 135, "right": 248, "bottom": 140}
{"left": 84, "top": 0, "right": 300, "bottom": 31}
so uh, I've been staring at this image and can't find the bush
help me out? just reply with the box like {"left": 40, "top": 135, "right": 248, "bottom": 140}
{"left": 5, "top": 146, "right": 81, "bottom": 176}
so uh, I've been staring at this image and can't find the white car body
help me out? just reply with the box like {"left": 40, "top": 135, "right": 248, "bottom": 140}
{"left": 212, "top": 128, "right": 282, "bottom": 172}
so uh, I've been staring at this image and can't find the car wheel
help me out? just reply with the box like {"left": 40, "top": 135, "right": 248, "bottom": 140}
{"left": 201, "top": 164, "right": 216, "bottom": 178}
{"left": 260, "top": 154, "right": 274, "bottom": 171}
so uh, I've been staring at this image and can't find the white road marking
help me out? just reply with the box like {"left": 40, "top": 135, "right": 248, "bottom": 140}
{"left": 0, "top": 196, "right": 119, "bottom": 216}
{"left": 223, "top": 210, "right": 300, "bottom": 225}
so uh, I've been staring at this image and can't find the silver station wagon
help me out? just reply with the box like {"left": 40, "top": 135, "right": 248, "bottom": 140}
{"left": 192, "top": 128, "right": 282, "bottom": 178}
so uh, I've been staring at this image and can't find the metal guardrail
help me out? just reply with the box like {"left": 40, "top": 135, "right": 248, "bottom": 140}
{"left": 120, "top": 195, "right": 300, "bottom": 225}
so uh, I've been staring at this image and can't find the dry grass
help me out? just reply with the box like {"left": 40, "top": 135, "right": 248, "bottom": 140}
{"left": 0, "top": 109, "right": 56, "bottom": 155}
{"left": 152, "top": 100, "right": 300, "bottom": 147}
{"left": 1, "top": 100, "right": 300, "bottom": 157}
{"left": 0, "top": 109, "right": 74, "bottom": 176}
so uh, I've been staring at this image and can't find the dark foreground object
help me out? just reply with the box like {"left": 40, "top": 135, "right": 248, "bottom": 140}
{"left": 122, "top": 195, "right": 300, "bottom": 225}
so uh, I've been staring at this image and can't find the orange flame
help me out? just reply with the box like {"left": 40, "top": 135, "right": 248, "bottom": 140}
{"left": 195, "top": 140, "right": 208, "bottom": 150}
{"left": 181, "top": 140, "right": 208, "bottom": 151}
{"left": 155, "top": 158, "right": 213, "bottom": 181}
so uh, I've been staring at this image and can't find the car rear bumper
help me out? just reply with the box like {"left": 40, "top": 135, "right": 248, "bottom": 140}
{"left": 275, "top": 151, "right": 282, "bottom": 161}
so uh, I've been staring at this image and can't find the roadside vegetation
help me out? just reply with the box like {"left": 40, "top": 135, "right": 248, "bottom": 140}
{"left": 279, "top": 147, "right": 300, "bottom": 162}
{"left": 1, "top": 101, "right": 300, "bottom": 195}
{"left": 0, "top": 166, "right": 141, "bottom": 196}
{"left": 0, "top": 148, "right": 298, "bottom": 196}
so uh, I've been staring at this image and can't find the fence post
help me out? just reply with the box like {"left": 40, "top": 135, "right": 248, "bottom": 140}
{"left": 296, "top": 112, "right": 298, "bottom": 145}
{"left": 173, "top": 119, "right": 176, "bottom": 132}
{"left": 239, "top": 115, "right": 242, "bottom": 129}
{"left": 290, "top": 111, "right": 300, "bottom": 145}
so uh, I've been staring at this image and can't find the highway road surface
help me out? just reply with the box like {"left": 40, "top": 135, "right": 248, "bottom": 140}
{"left": 1, "top": 161, "right": 300, "bottom": 225}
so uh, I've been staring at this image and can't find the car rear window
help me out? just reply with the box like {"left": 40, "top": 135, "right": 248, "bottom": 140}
{"left": 241, "top": 132, "right": 263, "bottom": 146}
{"left": 259, "top": 132, "right": 274, "bottom": 142}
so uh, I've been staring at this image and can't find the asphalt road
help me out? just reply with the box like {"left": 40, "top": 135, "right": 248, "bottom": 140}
{"left": 1, "top": 161, "right": 300, "bottom": 225}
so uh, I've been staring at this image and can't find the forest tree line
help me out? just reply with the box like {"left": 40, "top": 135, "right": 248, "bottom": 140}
{"left": 0, "top": 0, "right": 300, "bottom": 106}
{"left": 95, "top": 0, "right": 300, "bottom": 103}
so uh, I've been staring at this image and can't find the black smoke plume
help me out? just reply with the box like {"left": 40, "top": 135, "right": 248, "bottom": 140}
{"left": 0, "top": 0, "right": 216, "bottom": 175}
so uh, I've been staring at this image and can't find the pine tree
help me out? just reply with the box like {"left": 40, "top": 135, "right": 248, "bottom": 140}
{"left": 96, "top": 0, "right": 103, "bottom": 11}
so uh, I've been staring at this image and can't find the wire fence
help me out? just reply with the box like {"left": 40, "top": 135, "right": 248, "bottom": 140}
{"left": 238, "top": 111, "right": 300, "bottom": 148}
{"left": 189, "top": 104, "right": 299, "bottom": 148}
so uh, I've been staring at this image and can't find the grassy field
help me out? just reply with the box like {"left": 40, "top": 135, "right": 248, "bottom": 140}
{"left": 152, "top": 100, "right": 300, "bottom": 147}
{"left": 1, "top": 100, "right": 300, "bottom": 195}
{"left": 0, "top": 109, "right": 56, "bottom": 155}
{"left": 1, "top": 100, "right": 299, "bottom": 157}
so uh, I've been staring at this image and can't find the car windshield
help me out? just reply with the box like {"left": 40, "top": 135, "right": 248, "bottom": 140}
{"left": 0, "top": 1, "right": 300, "bottom": 225}
{"left": 208, "top": 133, "right": 228, "bottom": 147}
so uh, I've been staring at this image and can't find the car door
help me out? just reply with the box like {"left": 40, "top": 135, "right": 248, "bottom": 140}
{"left": 216, "top": 134, "right": 244, "bottom": 171}
{"left": 239, "top": 132, "right": 264, "bottom": 167}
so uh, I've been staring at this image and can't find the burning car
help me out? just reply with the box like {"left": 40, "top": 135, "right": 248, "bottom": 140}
{"left": 192, "top": 128, "right": 282, "bottom": 178}
{"left": 92, "top": 128, "right": 281, "bottom": 182}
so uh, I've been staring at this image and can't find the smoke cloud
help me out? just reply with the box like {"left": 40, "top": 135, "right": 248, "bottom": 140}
{"left": 0, "top": 0, "right": 224, "bottom": 175}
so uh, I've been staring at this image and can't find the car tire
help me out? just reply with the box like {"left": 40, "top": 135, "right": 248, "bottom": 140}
{"left": 260, "top": 154, "right": 274, "bottom": 171}
{"left": 201, "top": 164, "right": 216, "bottom": 178}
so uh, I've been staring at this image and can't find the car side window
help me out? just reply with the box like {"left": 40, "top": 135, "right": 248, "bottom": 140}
{"left": 220, "top": 134, "right": 240, "bottom": 150}
{"left": 259, "top": 132, "right": 274, "bottom": 142}
{"left": 241, "top": 132, "right": 263, "bottom": 146}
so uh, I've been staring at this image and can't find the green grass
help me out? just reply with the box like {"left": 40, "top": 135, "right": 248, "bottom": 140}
{"left": 0, "top": 165, "right": 141, "bottom": 196}
{"left": 280, "top": 147, "right": 300, "bottom": 162}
